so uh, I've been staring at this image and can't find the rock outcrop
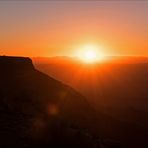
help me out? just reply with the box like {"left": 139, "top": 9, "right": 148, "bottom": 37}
{"left": 0, "top": 56, "right": 100, "bottom": 148}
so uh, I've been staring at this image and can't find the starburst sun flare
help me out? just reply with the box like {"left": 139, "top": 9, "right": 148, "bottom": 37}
{"left": 76, "top": 44, "right": 105, "bottom": 63}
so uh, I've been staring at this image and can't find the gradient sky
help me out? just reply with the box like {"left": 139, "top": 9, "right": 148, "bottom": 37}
{"left": 0, "top": 1, "right": 148, "bottom": 57}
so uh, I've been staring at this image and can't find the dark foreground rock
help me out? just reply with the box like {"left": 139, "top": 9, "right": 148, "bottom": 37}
{"left": 0, "top": 56, "right": 104, "bottom": 148}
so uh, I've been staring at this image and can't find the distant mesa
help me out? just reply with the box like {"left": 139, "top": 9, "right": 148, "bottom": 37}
{"left": 0, "top": 56, "right": 34, "bottom": 73}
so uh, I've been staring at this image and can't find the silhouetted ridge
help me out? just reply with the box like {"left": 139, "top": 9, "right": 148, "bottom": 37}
{"left": 0, "top": 56, "right": 34, "bottom": 73}
{"left": 0, "top": 56, "right": 105, "bottom": 148}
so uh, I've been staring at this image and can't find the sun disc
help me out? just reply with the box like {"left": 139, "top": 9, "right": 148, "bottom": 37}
{"left": 76, "top": 44, "right": 105, "bottom": 63}
{"left": 83, "top": 50, "right": 97, "bottom": 63}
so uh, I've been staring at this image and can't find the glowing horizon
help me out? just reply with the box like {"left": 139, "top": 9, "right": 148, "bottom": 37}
{"left": 74, "top": 44, "right": 106, "bottom": 63}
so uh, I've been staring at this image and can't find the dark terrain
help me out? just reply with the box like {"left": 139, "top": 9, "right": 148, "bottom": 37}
{"left": 0, "top": 56, "right": 121, "bottom": 148}
{"left": 0, "top": 56, "right": 148, "bottom": 148}
{"left": 0, "top": 56, "right": 98, "bottom": 148}
{"left": 33, "top": 56, "right": 148, "bottom": 148}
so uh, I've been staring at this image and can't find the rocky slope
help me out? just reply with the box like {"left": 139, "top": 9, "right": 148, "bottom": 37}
{"left": 0, "top": 56, "right": 102, "bottom": 148}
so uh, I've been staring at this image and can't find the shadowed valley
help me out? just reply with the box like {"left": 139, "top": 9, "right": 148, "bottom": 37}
{"left": 33, "top": 56, "right": 148, "bottom": 148}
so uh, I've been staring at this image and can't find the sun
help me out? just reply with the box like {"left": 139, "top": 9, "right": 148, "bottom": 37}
{"left": 76, "top": 44, "right": 105, "bottom": 63}
{"left": 83, "top": 50, "right": 97, "bottom": 63}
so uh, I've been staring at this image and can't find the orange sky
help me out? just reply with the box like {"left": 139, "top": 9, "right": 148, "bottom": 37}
{"left": 0, "top": 1, "right": 148, "bottom": 57}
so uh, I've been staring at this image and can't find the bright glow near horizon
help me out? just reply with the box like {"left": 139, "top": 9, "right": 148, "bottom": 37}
{"left": 76, "top": 44, "right": 105, "bottom": 63}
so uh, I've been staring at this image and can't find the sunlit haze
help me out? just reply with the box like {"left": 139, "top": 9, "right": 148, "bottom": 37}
{"left": 0, "top": 1, "right": 148, "bottom": 57}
